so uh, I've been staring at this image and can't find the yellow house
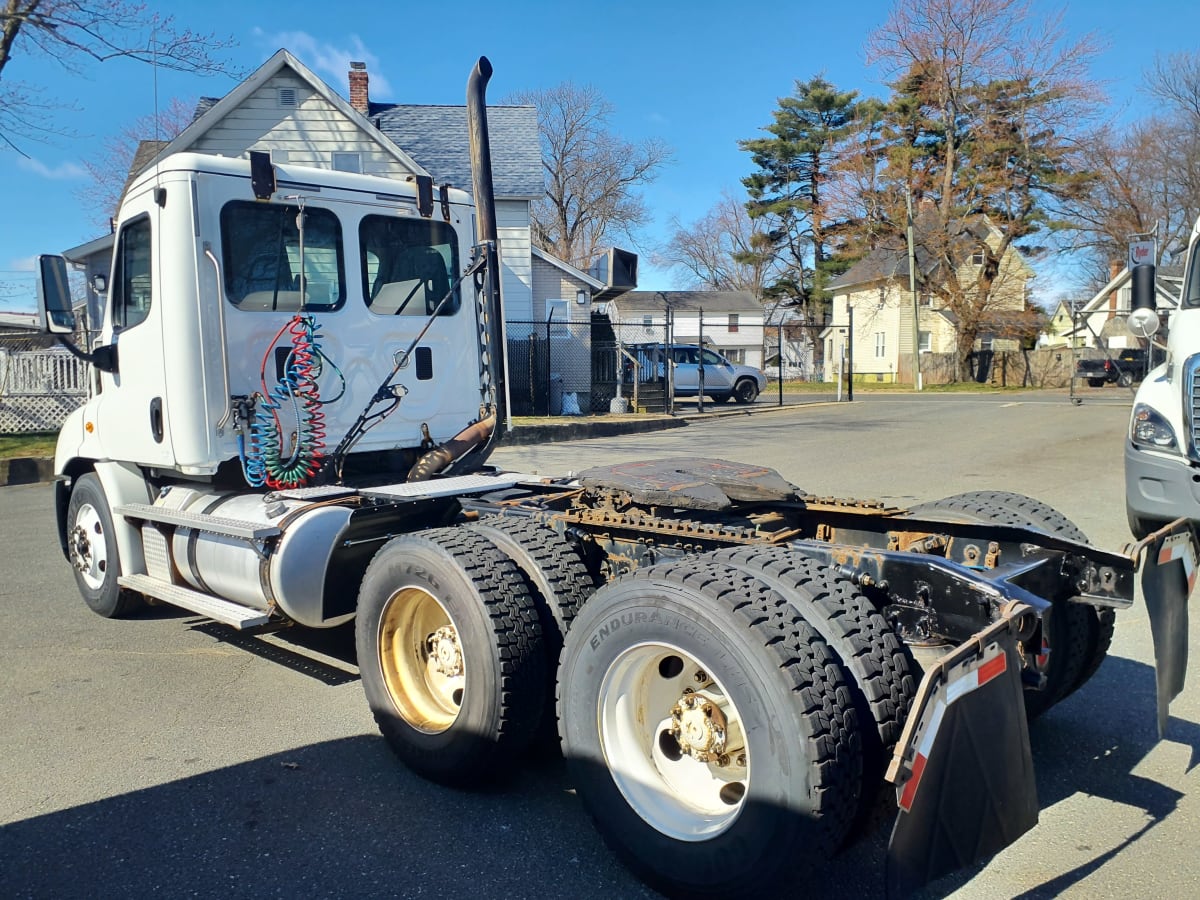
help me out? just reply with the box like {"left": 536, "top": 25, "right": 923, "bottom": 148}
{"left": 822, "top": 217, "right": 1034, "bottom": 383}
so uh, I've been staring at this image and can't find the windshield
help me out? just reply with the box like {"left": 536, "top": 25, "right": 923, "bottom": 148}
{"left": 1186, "top": 240, "right": 1200, "bottom": 308}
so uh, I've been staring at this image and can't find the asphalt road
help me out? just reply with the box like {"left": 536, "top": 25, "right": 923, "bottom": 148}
{"left": 4, "top": 394, "right": 1199, "bottom": 899}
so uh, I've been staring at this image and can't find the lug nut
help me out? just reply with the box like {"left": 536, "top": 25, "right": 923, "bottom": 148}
{"left": 694, "top": 670, "right": 708, "bottom": 683}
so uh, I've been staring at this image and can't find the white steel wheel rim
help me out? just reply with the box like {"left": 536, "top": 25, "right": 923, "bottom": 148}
{"left": 598, "top": 641, "right": 749, "bottom": 841}
{"left": 377, "top": 586, "right": 465, "bottom": 734}
{"left": 72, "top": 502, "right": 108, "bottom": 590}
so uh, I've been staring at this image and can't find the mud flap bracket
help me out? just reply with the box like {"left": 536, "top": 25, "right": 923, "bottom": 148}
{"left": 885, "top": 606, "right": 1038, "bottom": 894}
{"left": 1130, "top": 517, "right": 1199, "bottom": 737}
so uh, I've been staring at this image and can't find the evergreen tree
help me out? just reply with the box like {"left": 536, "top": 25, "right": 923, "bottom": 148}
{"left": 739, "top": 77, "right": 859, "bottom": 319}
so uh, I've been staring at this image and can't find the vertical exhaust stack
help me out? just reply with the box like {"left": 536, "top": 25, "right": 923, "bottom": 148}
{"left": 407, "top": 57, "right": 507, "bottom": 482}
{"left": 464, "top": 56, "right": 507, "bottom": 460}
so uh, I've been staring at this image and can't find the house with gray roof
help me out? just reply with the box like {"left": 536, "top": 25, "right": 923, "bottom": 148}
{"left": 822, "top": 214, "right": 1034, "bottom": 383}
{"left": 1066, "top": 263, "right": 1184, "bottom": 349}
{"left": 65, "top": 48, "right": 549, "bottom": 322}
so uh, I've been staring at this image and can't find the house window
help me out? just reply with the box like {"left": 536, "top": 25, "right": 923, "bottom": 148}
{"left": 920, "top": 292, "right": 934, "bottom": 307}
{"left": 918, "top": 330, "right": 932, "bottom": 353}
{"left": 332, "top": 152, "right": 362, "bottom": 174}
{"left": 643, "top": 315, "right": 653, "bottom": 327}
{"left": 971, "top": 250, "right": 985, "bottom": 266}
{"left": 546, "top": 298, "right": 569, "bottom": 324}
{"left": 278, "top": 87, "right": 297, "bottom": 108}
{"left": 875, "top": 332, "right": 886, "bottom": 357}
{"left": 728, "top": 313, "right": 739, "bottom": 333}
{"left": 725, "top": 348, "right": 745, "bottom": 364}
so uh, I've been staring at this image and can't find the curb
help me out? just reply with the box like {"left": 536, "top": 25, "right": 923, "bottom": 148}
{"left": 0, "top": 457, "right": 55, "bottom": 487}
{"left": 501, "top": 415, "right": 686, "bottom": 446}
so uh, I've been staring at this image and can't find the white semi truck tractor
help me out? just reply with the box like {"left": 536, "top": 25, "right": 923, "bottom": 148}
{"left": 1126, "top": 217, "right": 1200, "bottom": 539}
{"left": 30, "top": 58, "right": 1200, "bottom": 896}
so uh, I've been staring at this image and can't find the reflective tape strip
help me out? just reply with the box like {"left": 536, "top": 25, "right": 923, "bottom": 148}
{"left": 898, "top": 646, "right": 1007, "bottom": 812}
{"left": 1158, "top": 533, "right": 1198, "bottom": 593}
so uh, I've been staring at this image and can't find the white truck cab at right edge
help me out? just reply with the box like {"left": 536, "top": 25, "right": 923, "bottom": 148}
{"left": 1126, "top": 215, "right": 1200, "bottom": 538}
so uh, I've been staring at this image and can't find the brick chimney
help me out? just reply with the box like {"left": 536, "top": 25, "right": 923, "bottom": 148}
{"left": 1107, "top": 259, "right": 1121, "bottom": 320}
{"left": 349, "top": 61, "right": 369, "bottom": 115}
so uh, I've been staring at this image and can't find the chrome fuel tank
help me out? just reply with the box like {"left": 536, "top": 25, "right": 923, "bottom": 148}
{"left": 158, "top": 487, "right": 354, "bottom": 627}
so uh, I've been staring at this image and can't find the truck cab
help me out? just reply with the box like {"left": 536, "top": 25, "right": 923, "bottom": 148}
{"left": 54, "top": 152, "right": 485, "bottom": 481}
{"left": 1125, "top": 216, "right": 1200, "bottom": 537}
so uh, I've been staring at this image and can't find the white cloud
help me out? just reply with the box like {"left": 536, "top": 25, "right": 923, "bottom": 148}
{"left": 253, "top": 29, "right": 394, "bottom": 98}
{"left": 7, "top": 256, "right": 37, "bottom": 272}
{"left": 17, "top": 157, "right": 86, "bottom": 180}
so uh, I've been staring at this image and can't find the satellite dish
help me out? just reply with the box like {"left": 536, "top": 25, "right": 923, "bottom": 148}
{"left": 1128, "top": 307, "right": 1160, "bottom": 339}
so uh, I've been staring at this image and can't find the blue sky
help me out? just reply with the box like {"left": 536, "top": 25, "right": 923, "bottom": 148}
{"left": 0, "top": 0, "right": 1196, "bottom": 311}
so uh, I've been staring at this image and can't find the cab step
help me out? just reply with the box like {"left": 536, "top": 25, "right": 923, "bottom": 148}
{"left": 119, "top": 574, "right": 273, "bottom": 629}
{"left": 115, "top": 503, "right": 280, "bottom": 541}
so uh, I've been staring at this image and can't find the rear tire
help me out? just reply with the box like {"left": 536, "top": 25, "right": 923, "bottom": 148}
{"left": 355, "top": 528, "right": 545, "bottom": 785}
{"left": 708, "top": 545, "right": 916, "bottom": 822}
{"left": 909, "top": 490, "right": 1113, "bottom": 716}
{"left": 66, "top": 473, "right": 142, "bottom": 618}
{"left": 467, "top": 516, "right": 597, "bottom": 742}
{"left": 558, "top": 561, "right": 861, "bottom": 896}
{"left": 1118, "top": 371, "right": 1134, "bottom": 388}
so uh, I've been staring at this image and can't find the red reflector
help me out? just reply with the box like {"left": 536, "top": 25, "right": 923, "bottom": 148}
{"left": 899, "top": 752, "right": 927, "bottom": 812}
{"left": 978, "top": 652, "right": 1007, "bottom": 686}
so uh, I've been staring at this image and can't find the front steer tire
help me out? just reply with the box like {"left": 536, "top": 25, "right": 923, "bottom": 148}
{"left": 355, "top": 528, "right": 546, "bottom": 786}
{"left": 558, "top": 561, "right": 861, "bottom": 897}
{"left": 66, "top": 472, "right": 142, "bottom": 618}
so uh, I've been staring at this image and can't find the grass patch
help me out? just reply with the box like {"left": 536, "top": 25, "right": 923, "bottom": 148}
{"left": 0, "top": 432, "right": 57, "bottom": 459}
{"left": 774, "top": 380, "right": 1035, "bottom": 394}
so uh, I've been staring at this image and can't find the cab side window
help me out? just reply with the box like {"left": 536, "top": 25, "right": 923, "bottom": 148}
{"left": 220, "top": 201, "right": 345, "bottom": 312}
{"left": 111, "top": 216, "right": 152, "bottom": 330}
{"left": 360, "top": 215, "right": 460, "bottom": 316}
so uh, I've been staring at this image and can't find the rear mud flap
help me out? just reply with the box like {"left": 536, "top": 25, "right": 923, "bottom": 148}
{"left": 1132, "top": 518, "right": 1200, "bottom": 737}
{"left": 885, "top": 613, "right": 1038, "bottom": 894}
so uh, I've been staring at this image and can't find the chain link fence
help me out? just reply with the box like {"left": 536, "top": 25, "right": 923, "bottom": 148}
{"left": 1066, "top": 307, "right": 1159, "bottom": 402}
{"left": 0, "top": 330, "right": 90, "bottom": 433}
{"left": 505, "top": 316, "right": 856, "bottom": 417}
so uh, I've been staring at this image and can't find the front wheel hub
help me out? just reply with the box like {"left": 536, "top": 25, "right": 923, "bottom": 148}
{"left": 70, "top": 503, "right": 108, "bottom": 590}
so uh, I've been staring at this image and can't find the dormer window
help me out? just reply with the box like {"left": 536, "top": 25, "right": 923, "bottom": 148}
{"left": 278, "top": 87, "right": 297, "bottom": 108}
{"left": 971, "top": 250, "right": 985, "bottom": 266}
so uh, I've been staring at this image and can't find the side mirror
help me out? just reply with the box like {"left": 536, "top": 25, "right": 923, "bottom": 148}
{"left": 1128, "top": 307, "right": 1161, "bottom": 339}
{"left": 35, "top": 255, "right": 76, "bottom": 334}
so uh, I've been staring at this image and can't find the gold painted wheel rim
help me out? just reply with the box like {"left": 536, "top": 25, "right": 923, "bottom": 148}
{"left": 378, "top": 587, "right": 465, "bottom": 733}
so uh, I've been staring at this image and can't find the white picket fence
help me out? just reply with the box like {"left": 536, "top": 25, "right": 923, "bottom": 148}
{"left": 0, "top": 346, "right": 89, "bottom": 433}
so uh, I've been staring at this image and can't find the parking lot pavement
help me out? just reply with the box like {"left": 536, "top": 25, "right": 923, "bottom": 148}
{"left": 6, "top": 396, "right": 1197, "bottom": 899}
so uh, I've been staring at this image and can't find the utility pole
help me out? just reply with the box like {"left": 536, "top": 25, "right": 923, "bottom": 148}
{"left": 906, "top": 189, "right": 922, "bottom": 391}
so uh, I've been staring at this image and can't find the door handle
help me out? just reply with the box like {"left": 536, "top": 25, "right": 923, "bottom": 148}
{"left": 150, "top": 397, "right": 164, "bottom": 443}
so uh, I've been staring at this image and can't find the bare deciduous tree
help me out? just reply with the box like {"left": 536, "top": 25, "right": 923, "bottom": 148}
{"left": 0, "top": 0, "right": 234, "bottom": 152}
{"left": 658, "top": 190, "right": 779, "bottom": 293}
{"left": 508, "top": 82, "right": 671, "bottom": 268}
{"left": 865, "top": 0, "right": 1103, "bottom": 377}
{"left": 75, "top": 96, "right": 195, "bottom": 226}
{"left": 1053, "top": 49, "right": 1200, "bottom": 285}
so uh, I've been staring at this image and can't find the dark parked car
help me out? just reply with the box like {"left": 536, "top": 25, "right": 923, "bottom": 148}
{"left": 1075, "top": 348, "right": 1147, "bottom": 388}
